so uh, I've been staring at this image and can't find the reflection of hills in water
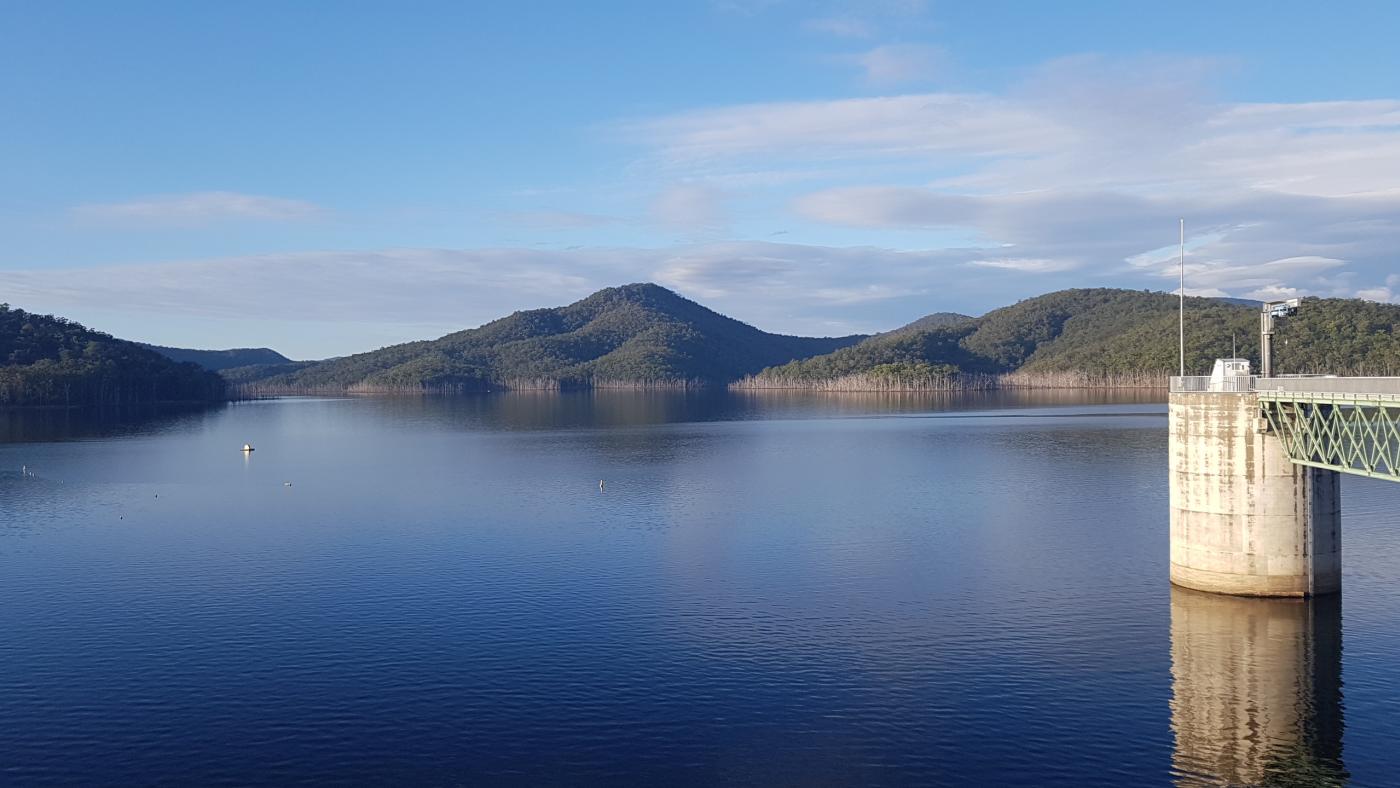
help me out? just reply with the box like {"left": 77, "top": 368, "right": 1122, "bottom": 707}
{"left": 0, "top": 403, "right": 222, "bottom": 444}
{"left": 1, "top": 390, "right": 1165, "bottom": 443}
{"left": 1170, "top": 587, "right": 1346, "bottom": 787}
{"left": 350, "top": 388, "right": 1167, "bottom": 432}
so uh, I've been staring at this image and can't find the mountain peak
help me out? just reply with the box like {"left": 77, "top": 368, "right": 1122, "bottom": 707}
{"left": 577, "top": 282, "right": 683, "bottom": 308}
{"left": 233, "top": 282, "right": 865, "bottom": 390}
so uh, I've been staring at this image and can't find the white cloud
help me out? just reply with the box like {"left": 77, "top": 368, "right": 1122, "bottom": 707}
{"left": 499, "top": 210, "right": 621, "bottom": 230}
{"left": 629, "top": 57, "right": 1400, "bottom": 200}
{"left": 1356, "top": 284, "right": 1400, "bottom": 303}
{"left": 847, "top": 44, "right": 945, "bottom": 85}
{"left": 967, "top": 258, "right": 1079, "bottom": 273}
{"left": 623, "top": 92, "right": 1057, "bottom": 164}
{"left": 620, "top": 55, "right": 1400, "bottom": 305}
{"left": 802, "top": 16, "right": 874, "bottom": 38}
{"left": 795, "top": 182, "right": 1390, "bottom": 298}
{"left": 651, "top": 184, "right": 728, "bottom": 234}
{"left": 73, "top": 191, "right": 322, "bottom": 227}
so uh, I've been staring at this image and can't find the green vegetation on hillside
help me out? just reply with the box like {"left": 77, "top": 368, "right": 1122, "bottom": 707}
{"left": 0, "top": 304, "right": 227, "bottom": 407}
{"left": 140, "top": 343, "right": 292, "bottom": 371}
{"left": 885, "top": 312, "right": 975, "bottom": 335}
{"left": 9, "top": 285, "right": 1393, "bottom": 401}
{"left": 746, "top": 324, "right": 991, "bottom": 386}
{"left": 234, "top": 283, "right": 866, "bottom": 392}
{"left": 742, "top": 289, "right": 1400, "bottom": 388}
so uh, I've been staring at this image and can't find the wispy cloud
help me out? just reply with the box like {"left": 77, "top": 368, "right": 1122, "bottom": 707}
{"left": 651, "top": 183, "right": 729, "bottom": 234}
{"left": 73, "top": 191, "right": 323, "bottom": 227}
{"left": 846, "top": 43, "right": 945, "bottom": 85}
{"left": 967, "top": 258, "right": 1080, "bottom": 273}
{"left": 802, "top": 16, "right": 874, "bottom": 38}
{"left": 1355, "top": 274, "right": 1400, "bottom": 304}
{"left": 499, "top": 210, "right": 621, "bottom": 230}
{"left": 624, "top": 55, "right": 1400, "bottom": 304}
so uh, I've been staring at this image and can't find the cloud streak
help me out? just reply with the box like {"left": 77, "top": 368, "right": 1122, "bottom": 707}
{"left": 802, "top": 16, "right": 874, "bottom": 38}
{"left": 627, "top": 56, "right": 1400, "bottom": 303}
{"left": 846, "top": 44, "right": 945, "bottom": 85}
{"left": 0, "top": 242, "right": 992, "bottom": 349}
{"left": 651, "top": 184, "right": 729, "bottom": 234}
{"left": 73, "top": 191, "right": 323, "bottom": 227}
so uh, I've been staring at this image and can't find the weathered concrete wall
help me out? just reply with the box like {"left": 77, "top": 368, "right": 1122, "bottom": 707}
{"left": 1169, "top": 392, "right": 1341, "bottom": 596}
{"left": 1169, "top": 587, "right": 1344, "bottom": 785}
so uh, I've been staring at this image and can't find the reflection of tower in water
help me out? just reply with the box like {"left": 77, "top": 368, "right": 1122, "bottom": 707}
{"left": 1169, "top": 587, "right": 1345, "bottom": 787}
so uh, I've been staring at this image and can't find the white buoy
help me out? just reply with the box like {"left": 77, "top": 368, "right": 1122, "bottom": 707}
{"left": 284, "top": 481, "right": 292, "bottom": 487}
{"left": 242, "top": 444, "right": 255, "bottom": 452}
{"left": 599, "top": 479, "right": 605, "bottom": 490}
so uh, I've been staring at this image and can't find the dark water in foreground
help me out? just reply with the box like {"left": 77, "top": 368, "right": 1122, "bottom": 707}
{"left": 2, "top": 391, "right": 1398, "bottom": 786}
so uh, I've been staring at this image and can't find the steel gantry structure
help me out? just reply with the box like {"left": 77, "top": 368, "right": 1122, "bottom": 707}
{"left": 1256, "top": 380, "right": 1400, "bottom": 483}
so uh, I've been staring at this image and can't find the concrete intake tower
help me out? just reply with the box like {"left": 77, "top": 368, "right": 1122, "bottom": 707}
{"left": 1169, "top": 370, "right": 1341, "bottom": 597}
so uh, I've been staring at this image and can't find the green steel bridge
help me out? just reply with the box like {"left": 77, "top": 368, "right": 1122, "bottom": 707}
{"left": 1172, "top": 376, "right": 1400, "bottom": 483}
{"left": 1256, "top": 379, "right": 1400, "bottom": 484}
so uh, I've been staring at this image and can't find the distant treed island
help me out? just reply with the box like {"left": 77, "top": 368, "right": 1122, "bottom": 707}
{"left": 3, "top": 284, "right": 1399, "bottom": 406}
{"left": 0, "top": 303, "right": 226, "bottom": 407}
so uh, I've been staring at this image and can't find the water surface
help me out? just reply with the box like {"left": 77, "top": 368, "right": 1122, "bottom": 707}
{"left": 2, "top": 391, "right": 1398, "bottom": 786}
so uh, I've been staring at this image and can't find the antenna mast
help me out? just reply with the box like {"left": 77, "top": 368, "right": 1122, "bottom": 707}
{"left": 1178, "top": 219, "right": 1185, "bottom": 377}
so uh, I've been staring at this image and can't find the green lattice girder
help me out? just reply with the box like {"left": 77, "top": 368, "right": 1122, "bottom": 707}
{"left": 1259, "top": 391, "right": 1400, "bottom": 483}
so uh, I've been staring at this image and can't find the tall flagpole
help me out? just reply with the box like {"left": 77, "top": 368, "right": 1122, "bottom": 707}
{"left": 1178, "top": 218, "right": 1185, "bottom": 377}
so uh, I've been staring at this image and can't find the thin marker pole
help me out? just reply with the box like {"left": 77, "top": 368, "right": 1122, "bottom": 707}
{"left": 1178, "top": 218, "right": 1185, "bottom": 377}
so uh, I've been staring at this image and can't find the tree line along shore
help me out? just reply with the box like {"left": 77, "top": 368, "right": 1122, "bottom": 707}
{"left": 4, "top": 285, "right": 1398, "bottom": 407}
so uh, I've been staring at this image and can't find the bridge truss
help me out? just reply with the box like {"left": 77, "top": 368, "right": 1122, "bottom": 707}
{"left": 1259, "top": 391, "right": 1400, "bottom": 483}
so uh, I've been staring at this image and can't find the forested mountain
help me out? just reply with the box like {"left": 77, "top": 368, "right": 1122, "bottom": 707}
{"left": 0, "top": 304, "right": 227, "bottom": 407}
{"left": 9, "top": 286, "right": 1394, "bottom": 401}
{"left": 741, "top": 289, "right": 1400, "bottom": 389}
{"left": 233, "top": 283, "right": 867, "bottom": 392}
{"left": 885, "top": 312, "right": 975, "bottom": 335}
{"left": 140, "top": 343, "right": 292, "bottom": 371}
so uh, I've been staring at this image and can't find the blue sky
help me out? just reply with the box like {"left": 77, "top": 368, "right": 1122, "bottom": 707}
{"left": 3, "top": 0, "right": 1400, "bottom": 358}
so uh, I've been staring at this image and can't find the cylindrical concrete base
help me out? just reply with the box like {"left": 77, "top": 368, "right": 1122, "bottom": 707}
{"left": 1169, "top": 392, "right": 1341, "bottom": 597}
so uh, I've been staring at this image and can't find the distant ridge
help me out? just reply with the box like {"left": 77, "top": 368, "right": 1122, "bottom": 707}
{"left": 11, "top": 286, "right": 1394, "bottom": 402}
{"left": 140, "top": 343, "right": 293, "bottom": 372}
{"left": 232, "top": 283, "right": 867, "bottom": 393}
{"left": 736, "top": 288, "right": 1400, "bottom": 390}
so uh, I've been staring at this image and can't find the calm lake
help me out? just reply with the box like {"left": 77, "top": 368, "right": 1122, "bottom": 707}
{"left": 2, "top": 391, "right": 1398, "bottom": 786}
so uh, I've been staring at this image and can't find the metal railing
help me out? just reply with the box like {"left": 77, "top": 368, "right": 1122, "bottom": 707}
{"left": 1169, "top": 375, "right": 1258, "bottom": 393}
{"left": 1255, "top": 377, "right": 1400, "bottom": 397}
{"left": 1170, "top": 375, "right": 1400, "bottom": 396}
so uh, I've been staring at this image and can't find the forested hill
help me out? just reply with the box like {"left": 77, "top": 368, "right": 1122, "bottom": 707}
{"left": 234, "top": 283, "right": 867, "bottom": 392}
{"left": 140, "top": 343, "right": 292, "bottom": 371}
{"left": 885, "top": 312, "right": 975, "bottom": 335}
{"left": 0, "top": 304, "right": 227, "bottom": 407}
{"left": 740, "top": 288, "right": 1400, "bottom": 389}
